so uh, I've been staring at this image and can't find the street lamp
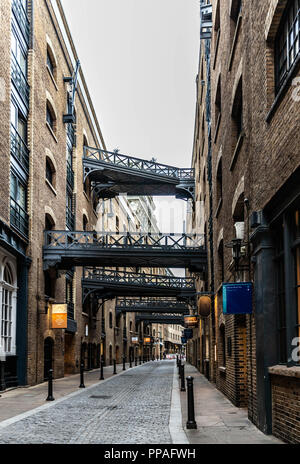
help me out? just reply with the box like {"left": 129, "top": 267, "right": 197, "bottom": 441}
{"left": 225, "top": 238, "right": 248, "bottom": 272}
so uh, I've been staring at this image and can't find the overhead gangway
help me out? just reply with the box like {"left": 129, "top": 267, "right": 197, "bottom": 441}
{"left": 83, "top": 146, "right": 195, "bottom": 201}
{"left": 82, "top": 268, "right": 196, "bottom": 303}
{"left": 115, "top": 297, "right": 192, "bottom": 315}
{"left": 43, "top": 230, "right": 207, "bottom": 272}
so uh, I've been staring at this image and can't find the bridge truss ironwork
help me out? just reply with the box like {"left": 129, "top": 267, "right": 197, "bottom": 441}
{"left": 115, "top": 297, "right": 193, "bottom": 315}
{"left": 43, "top": 230, "right": 207, "bottom": 272}
{"left": 83, "top": 146, "right": 195, "bottom": 201}
{"left": 82, "top": 268, "right": 196, "bottom": 303}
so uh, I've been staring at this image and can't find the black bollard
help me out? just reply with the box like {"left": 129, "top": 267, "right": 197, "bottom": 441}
{"left": 79, "top": 361, "right": 85, "bottom": 388}
{"left": 139, "top": 356, "right": 142, "bottom": 365}
{"left": 100, "top": 356, "right": 104, "bottom": 380}
{"left": 178, "top": 358, "right": 182, "bottom": 376}
{"left": 142, "top": 356, "right": 145, "bottom": 364}
{"left": 113, "top": 359, "right": 117, "bottom": 375}
{"left": 46, "top": 369, "right": 55, "bottom": 401}
{"left": 129, "top": 355, "right": 132, "bottom": 368}
{"left": 180, "top": 364, "right": 186, "bottom": 392}
{"left": 123, "top": 356, "right": 126, "bottom": 371}
{"left": 135, "top": 357, "right": 137, "bottom": 367}
{"left": 186, "top": 376, "right": 197, "bottom": 429}
{"left": 176, "top": 355, "right": 179, "bottom": 366}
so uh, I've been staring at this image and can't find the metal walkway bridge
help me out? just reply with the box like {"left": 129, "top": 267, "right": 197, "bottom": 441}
{"left": 135, "top": 314, "right": 185, "bottom": 325}
{"left": 43, "top": 230, "right": 207, "bottom": 272}
{"left": 115, "top": 297, "right": 192, "bottom": 315}
{"left": 82, "top": 268, "right": 196, "bottom": 302}
{"left": 83, "top": 146, "right": 195, "bottom": 201}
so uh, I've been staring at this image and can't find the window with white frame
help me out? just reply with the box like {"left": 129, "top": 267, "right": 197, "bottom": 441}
{"left": 0, "top": 262, "right": 17, "bottom": 356}
{"left": 275, "top": 0, "right": 300, "bottom": 92}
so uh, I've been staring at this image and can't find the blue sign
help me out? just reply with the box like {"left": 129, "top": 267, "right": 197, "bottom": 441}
{"left": 223, "top": 282, "right": 253, "bottom": 315}
{"left": 181, "top": 337, "right": 187, "bottom": 345}
{"left": 184, "top": 329, "right": 193, "bottom": 340}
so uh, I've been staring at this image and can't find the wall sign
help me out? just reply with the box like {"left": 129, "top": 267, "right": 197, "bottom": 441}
{"left": 51, "top": 304, "right": 67, "bottom": 329}
{"left": 184, "top": 329, "right": 193, "bottom": 340}
{"left": 131, "top": 336, "right": 139, "bottom": 344}
{"left": 223, "top": 282, "right": 253, "bottom": 315}
{"left": 144, "top": 337, "right": 151, "bottom": 344}
{"left": 184, "top": 316, "right": 199, "bottom": 328}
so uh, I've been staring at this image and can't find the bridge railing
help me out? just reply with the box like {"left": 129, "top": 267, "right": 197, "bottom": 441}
{"left": 44, "top": 230, "right": 205, "bottom": 250}
{"left": 83, "top": 268, "right": 195, "bottom": 289}
{"left": 83, "top": 146, "right": 194, "bottom": 180}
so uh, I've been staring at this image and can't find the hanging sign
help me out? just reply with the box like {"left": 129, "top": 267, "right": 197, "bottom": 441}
{"left": 144, "top": 337, "right": 151, "bottom": 344}
{"left": 223, "top": 283, "right": 253, "bottom": 315}
{"left": 184, "top": 329, "right": 193, "bottom": 340}
{"left": 184, "top": 316, "right": 199, "bottom": 328}
{"left": 51, "top": 304, "right": 67, "bottom": 329}
{"left": 131, "top": 336, "right": 139, "bottom": 344}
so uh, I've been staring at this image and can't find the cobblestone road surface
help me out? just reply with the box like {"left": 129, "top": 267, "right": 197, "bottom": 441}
{"left": 0, "top": 361, "right": 174, "bottom": 444}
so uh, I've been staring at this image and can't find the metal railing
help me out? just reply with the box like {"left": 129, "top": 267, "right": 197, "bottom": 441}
{"left": 66, "top": 208, "right": 75, "bottom": 231}
{"left": 44, "top": 230, "right": 205, "bottom": 250}
{"left": 12, "top": 0, "right": 30, "bottom": 44}
{"left": 11, "top": 53, "right": 30, "bottom": 107}
{"left": 67, "top": 161, "right": 74, "bottom": 189}
{"left": 83, "top": 268, "right": 195, "bottom": 290}
{"left": 83, "top": 146, "right": 194, "bottom": 180}
{"left": 10, "top": 124, "right": 29, "bottom": 173}
{"left": 116, "top": 297, "right": 192, "bottom": 310}
{"left": 10, "top": 197, "right": 29, "bottom": 238}
{"left": 67, "top": 302, "right": 75, "bottom": 320}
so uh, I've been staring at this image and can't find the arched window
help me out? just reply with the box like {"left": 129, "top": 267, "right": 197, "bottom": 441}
{"left": 1, "top": 262, "right": 17, "bottom": 355}
{"left": 83, "top": 214, "right": 88, "bottom": 231}
{"left": 231, "top": 77, "right": 243, "bottom": 149}
{"left": 46, "top": 157, "right": 55, "bottom": 187}
{"left": 46, "top": 101, "right": 56, "bottom": 134}
{"left": 46, "top": 46, "right": 56, "bottom": 80}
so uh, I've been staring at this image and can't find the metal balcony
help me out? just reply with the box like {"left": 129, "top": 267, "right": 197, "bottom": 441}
{"left": 43, "top": 230, "right": 207, "bottom": 272}
{"left": 10, "top": 124, "right": 29, "bottom": 173}
{"left": 10, "top": 197, "right": 29, "bottom": 239}
{"left": 82, "top": 268, "right": 196, "bottom": 303}
{"left": 67, "top": 161, "right": 74, "bottom": 189}
{"left": 11, "top": 53, "right": 30, "bottom": 108}
{"left": 135, "top": 314, "right": 185, "bottom": 325}
{"left": 66, "top": 207, "right": 75, "bottom": 231}
{"left": 115, "top": 297, "right": 192, "bottom": 314}
{"left": 83, "top": 146, "right": 195, "bottom": 201}
{"left": 12, "top": 0, "right": 30, "bottom": 45}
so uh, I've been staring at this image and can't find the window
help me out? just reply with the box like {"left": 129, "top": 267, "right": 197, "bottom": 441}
{"left": 46, "top": 103, "right": 56, "bottom": 133}
{"left": 1, "top": 263, "right": 16, "bottom": 355}
{"left": 109, "top": 312, "right": 113, "bottom": 329}
{"left": 46, "top": 157, "right": 54, "bottom": 186}
{"left": 274, "top": 206, "right": 300, "bottom": 365}
{"left": 232, "top": 78, "right": 243, "bottom": 142}
{"left": 83, "top": 215, "right": 88, "bottom": 231}
{"left": 66, "top": 273, "right": 74, "bottom": 320}
{"left": 46, "top": 47, "right": 56, "bottom": 79}
{"left": 11, "top": 28, "right": 27, "bottom": 76}
{"left": 275, "top": 0, "right": 300, "bottom": 93}
{"left": 215, "top": 75, "right": 222, "bottom": 133}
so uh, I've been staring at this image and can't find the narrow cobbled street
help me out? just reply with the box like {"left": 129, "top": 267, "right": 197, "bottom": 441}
{"left": 0, "top": 361, "right": 282, "bottom": 445}
{"left": 0, "top": 362, "right": 174, "bottom": 444}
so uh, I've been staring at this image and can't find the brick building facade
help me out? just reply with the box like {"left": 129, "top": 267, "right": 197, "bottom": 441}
{"left": 0, "top": 0, "right": 165, "bottom": 390}
{"left": 188, "top": 0, "right": 300, "bottom": 443}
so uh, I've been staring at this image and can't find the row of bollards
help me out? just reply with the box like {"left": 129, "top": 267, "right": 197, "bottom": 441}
{"left": 46, "top": 354, "right": 154, "bottom": 402}
{"left": 177, "top": 357, "right": 197, "bottom": 430}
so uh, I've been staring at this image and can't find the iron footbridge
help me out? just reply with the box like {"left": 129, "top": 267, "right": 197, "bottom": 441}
{"left": 43, "top": 230, "right": 207, "bottom": 272}
{"left": 83, "top": 146, "right": 195, "bottom": 201}
{"left": 115, "top": 297, "right": 193, "bottom": 315}
{"left": 82, "top": 268, "right": 196, "bottom": 303}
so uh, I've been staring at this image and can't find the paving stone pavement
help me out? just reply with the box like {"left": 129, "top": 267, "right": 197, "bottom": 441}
{"left": 0, "top": 361, "right": 174, "bottom": 444}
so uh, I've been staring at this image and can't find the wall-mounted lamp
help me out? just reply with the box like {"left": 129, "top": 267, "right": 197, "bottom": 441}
{"left": 225, "top": 238, "right": 248, "bottom": 272}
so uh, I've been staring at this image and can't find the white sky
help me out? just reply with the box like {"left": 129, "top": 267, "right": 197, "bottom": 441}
{"left": 61, "top": 0, "right": 200, "bottom": 235}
